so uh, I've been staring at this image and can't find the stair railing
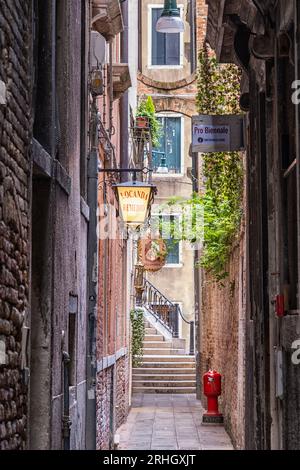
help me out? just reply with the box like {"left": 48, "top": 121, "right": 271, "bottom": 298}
{"left": 142, "top": 279, "right": 195, "bottom": 355}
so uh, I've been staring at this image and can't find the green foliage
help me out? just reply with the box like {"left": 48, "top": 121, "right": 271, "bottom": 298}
{"left": 196, "top": 44, "right": 241, "bottom": 115}
{"left": 130, "top": 308, "right": 145, "bottom": 367}
{"left": 196, "top": 44, "right": 243, "bottom": 281}
{"left": 155, "top": 45, "right": 243, "bottom": 282}
{"left": 136, "top": 96, "right": 161, "bottom": 147}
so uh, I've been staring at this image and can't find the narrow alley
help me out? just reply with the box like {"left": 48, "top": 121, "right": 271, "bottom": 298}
{"left": 118, "top": 394, "right": 233, "bottom": 451}
{"left": 1, "top": 0, "right": 300, "bottom": 455}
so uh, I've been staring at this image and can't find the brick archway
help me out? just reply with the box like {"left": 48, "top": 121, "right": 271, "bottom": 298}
{"left": 153, "top": 97, "right": 196, "bottom": 118}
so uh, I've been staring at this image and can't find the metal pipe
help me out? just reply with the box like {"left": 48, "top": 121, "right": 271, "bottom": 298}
{"left": 190, "top": 0, "right": 196, "bottom": 73}
{"left": 62, "top": 351, "right": 71, "bottom": 450}
{"left": 189, "top": 321, "right": 195, "bottom": 356}
{"left": 120, "top": 0, "right": 129, "bottom": 182}
{"left": 192, "top": 150, "right": 201, "bottom": 395}
{"left": 86, "top": 96, "right": 98, "bottom": 450}
{"left": 103, "top": 64, "right": 107, "bottom": 128}
{"left": 138, "top": 0, "right": 142, "bottom": 71}
{"left": 109, "top": 41, "right": 114, "bottom": 138}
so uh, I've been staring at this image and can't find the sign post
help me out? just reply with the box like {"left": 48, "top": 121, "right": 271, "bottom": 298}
{"left": 192, "top": 114, "right": 245, "bottom": 153}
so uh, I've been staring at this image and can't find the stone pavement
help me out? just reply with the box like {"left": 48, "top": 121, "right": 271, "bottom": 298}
{"left": 117, "top": 394, "right": 234, "bottom": 450}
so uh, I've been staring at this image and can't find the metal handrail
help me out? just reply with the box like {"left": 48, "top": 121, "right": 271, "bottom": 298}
{"left": 142, "top": 279, "right": 195, "bottom": 355}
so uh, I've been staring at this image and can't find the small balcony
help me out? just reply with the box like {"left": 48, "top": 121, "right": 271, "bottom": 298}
{"left": 110, "top": 63, "right": 132, "bottom": 100}
{"left": 92, "top": 0, "right": 123, "bottom": 40}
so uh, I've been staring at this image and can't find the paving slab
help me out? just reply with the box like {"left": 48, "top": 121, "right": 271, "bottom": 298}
{"left": 117, "top": 393, "right": 234, "bottom": 450}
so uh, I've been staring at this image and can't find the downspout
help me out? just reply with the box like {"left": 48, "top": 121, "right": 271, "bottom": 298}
{"left": 86, "top": 93, "right": 99, "bottom": 450}
{"left": 109, "top": 41, "right": 114, "bottom": 139}
{"left": 120, "top": 0, "right": 129, "bottom": 181}
{"left": 62, "top": 351, "right": 71, "bottom": 450}
{"left": 190, "top": 0, "right": 196, "bottom": 73}
{"left": 192, "top": 151, "right": 201, "bottom": 399}
{"left": 138, "top": 0, "right": 142, "bottom": 72}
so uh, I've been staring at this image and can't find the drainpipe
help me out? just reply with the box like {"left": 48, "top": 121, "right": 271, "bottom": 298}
{"left": 192, "top": 151, "right": 201, "bottom": 398}
{"left": 138, "top": 0, "right": 142, "bottom": 72}
{"left": 190, "top": 0, "right": 196, "bottom": 73}
{"left": 62, "top": 351, "right": 71, "bottom": 450}
{"left": 109, "top": 41, "right": 114, "bottom": 139}
{"left": 120, "top": 0, "right": 129, "bottom": 181}
{"left": 86, "top": 96, "right": 98, "bottom": 450}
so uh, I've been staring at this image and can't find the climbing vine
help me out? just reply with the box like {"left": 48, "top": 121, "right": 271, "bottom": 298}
{"left": 136, "top": 96, "right": 161, "bottom": 147}
{"left": 156, "top": 45, "right": 243, "bottom": 282}
{"left": 130, "top": 308, "right": 145, "bottom": 367}
{"left": 196, "top": 44, "right": 243, "bottom": 281}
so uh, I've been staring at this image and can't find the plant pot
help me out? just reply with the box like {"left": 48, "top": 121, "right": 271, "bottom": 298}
{"left": 136, "top": 116, "right": 150, "bottom": 129}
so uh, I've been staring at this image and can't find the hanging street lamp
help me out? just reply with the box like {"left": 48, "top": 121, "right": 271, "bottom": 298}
{"left": 114, "top": 181, "right": 156, "bottom": 228}
{"left": 99, "top": 168, "right": 157, "bottom": 229}
{"left": 156, "top": 0, "right": 185, "bottom": 34}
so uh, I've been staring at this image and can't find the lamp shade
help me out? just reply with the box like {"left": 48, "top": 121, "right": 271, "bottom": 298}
{"left": 113, "top": 181, "right": 156, "bottom": 228}
{"left": 156, "top": 0, "right": 184, "bottom": 33}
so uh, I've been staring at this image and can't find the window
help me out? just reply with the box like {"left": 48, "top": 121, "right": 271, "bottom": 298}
{"left": 151, "top": 8, "right": 181, "bottom": 66}
{"left": 159, "top": 215, "right": 181, "bottom": 265}
{"left": 153, "top": 116, "right": 182, "bottom": 174}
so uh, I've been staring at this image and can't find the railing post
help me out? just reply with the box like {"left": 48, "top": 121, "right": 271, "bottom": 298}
{"left": 189, "top": 321, "right": 195, "bottom": 356}
{"left": 173, "top": 305, "right": 179, "bottom": 338}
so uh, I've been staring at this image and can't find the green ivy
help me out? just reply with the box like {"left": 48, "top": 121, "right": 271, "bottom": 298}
{"left": 130, "top": 308, "right": 145, "bottom": 367}
{"left": 136, "top": 96, "right": 161, "bottom": 147}
{"left": 196, "top": 44, "right": 243, "bottom": 281}
{"left": 147, "top": 46, "right": 243, "bottom": 282}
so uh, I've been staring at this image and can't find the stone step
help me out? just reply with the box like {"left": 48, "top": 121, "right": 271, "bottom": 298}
{"left": 132, "top": 374, "right": 196, "bottom": 381}
{"left": 144, "top": 334, "right": 164, "bottom": 342}
{"left": 132, "top": 386, "right": 196, "bottom": 394}
{"left": 132, "top": 379, "right": 196, "bottom": 387}
{"left": 143, "top": 349, "right": 186, "bottom": 356}
{"left": 141, "top": 355, "right": 195, "bottom": 362}
{"left": 145, "top": 327, "right": 157, "bottom": 335}
{"left": 133, "top": 367, "right": 196, "bottom": 374}
{"left": 143, "top": 341, "right": 172, "bottom": 349}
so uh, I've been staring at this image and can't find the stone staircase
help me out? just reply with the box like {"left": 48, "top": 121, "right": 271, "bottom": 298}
{"left": 132, "top": 319, "right": 196, "bottom": 394}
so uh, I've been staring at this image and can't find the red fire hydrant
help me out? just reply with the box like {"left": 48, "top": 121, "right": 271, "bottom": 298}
{"left": 202, "top": 369, "right": 224, "bottom": 425}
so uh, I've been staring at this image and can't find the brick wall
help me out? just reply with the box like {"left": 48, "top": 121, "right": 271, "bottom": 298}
{"left": 96, "top": 367, "right": 112, "bottom": 450}
{"left": 137, "top": 0, "right": 207, "bottom": 107}
{"left": 199, "top": 229, "right": 246, "bottom": 450}
{"left": 115, "top": 355, "right": 129, "bottom": 430}
{"left": 0, "top": 0, "right": 32, "bottom": 450}
{"left": 96, "top": 355, "right": 129, "bottom": 450}
{"left": 196, "top": 0, "right": 208, "bottom": 48}
{"left": 96, "top": 29, "right": 130, "bottom": 447}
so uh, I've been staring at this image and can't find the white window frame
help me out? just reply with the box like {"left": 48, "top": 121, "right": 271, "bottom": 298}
{"left": 152, "top": 112, "right": 185, "bottom": 178}
{"left": 152, "top": 212, "right": 183, "bottom": 268}
{"left": 148, "top": 4, "right": 184, "bottom": 69}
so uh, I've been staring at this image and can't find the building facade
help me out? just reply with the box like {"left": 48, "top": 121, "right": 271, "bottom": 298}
{"left": 205, "top": 0, "right": 300, "bottom": 450}
{"left": 92, "top": 0, "right": 136, "bottom": 450}
{"left": 0, "top": 0, "right": 33, "bottom": 450}
{"left": 0, "top": 0, "right": 95, "bottom": 450}
{"left": 137, "top": 0, "right": 207, "bottom": 349}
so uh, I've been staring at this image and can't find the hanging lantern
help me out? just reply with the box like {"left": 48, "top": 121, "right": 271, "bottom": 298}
{"left": 113, "top": 181, "right": 157, "bottom": 228}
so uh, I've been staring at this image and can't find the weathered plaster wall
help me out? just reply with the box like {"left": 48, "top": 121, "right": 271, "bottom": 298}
{"left": 199, "top": 228, "right": 246, "bottom": 449}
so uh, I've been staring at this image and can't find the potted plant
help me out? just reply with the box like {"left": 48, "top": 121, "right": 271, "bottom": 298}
{"left": 136, "top": 96, "right": 161, "bottom": 147}
{"left": 136, "top": 115, "right": 150, "bottom": 129}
